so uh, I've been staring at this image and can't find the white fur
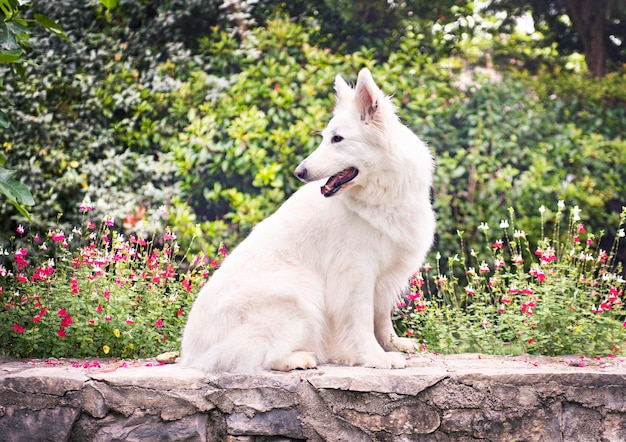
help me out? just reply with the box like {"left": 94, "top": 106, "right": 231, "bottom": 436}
{"left": 180, "top": 68, "right": 436, "bottom": 372}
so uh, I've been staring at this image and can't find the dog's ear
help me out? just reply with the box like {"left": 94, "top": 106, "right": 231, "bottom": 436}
{"left": 334, "top": 74, "right": 352, "bottom": 103}
{"left": 354, "top": 68, "right": 383, "bottom": 125}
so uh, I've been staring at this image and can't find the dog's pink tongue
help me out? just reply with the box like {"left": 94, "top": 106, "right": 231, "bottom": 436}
{"left": 320, "top": 167, "right": 358, "bottom": 197}
{"left": 321, "top": 175, "right": 342, "bottom": 196}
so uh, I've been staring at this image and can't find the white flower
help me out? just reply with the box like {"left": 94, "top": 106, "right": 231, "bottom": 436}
{"left": 618, "top": 229, "right": 625, "bottom": 238}
{"left": 436, "top": 252, "right": 441, "bottom": 260}
{"left": 572, "top": 205, "right": 581, "bottom": 222}
{"left": 500, "top": 219, "right": 509, "bottom": 229}
{"left": 558, "top": 200, "right": 565, "bottom": 210}
{"left": 514, "top": 230, "right": 526, "bottom": 238}
{"left": 539, "top": 205, "right": 546, "bottom": 213}
{"left": 478, "top": 222, "right": 490, "bottom": 231}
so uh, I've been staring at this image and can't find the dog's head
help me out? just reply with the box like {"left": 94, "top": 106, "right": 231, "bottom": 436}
{"left": 294, "top": 68, "right": 398, "bottom": 198}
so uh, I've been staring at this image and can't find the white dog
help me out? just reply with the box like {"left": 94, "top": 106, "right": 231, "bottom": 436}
{"left": 180, "top": 68, "right": 435, "bottom": 372}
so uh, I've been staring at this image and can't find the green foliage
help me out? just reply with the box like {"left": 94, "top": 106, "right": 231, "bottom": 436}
{"left": 397, "top": 203, "right": 626, "bottom": 357}
{"left": 0, "top": 1, "right": 625, "bottom": 359}
{"left": 0, "top": 166, "right": 34, "bottom": 218}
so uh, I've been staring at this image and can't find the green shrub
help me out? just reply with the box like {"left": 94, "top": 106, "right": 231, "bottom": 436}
{"left": 0, "top": 206, "right": 221, "bottom": 358}
{"left": 397, "top": 202, "right": 626, "bottom": 357}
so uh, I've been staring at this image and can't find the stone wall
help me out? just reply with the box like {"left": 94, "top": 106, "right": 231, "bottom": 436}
{"left": 1, "top": 354, "right": 625, "bottom": 441}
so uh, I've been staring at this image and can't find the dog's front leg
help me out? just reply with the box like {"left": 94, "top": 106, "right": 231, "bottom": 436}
{"left": 337, "top": 285, "right": 408, "bottom": 369}
{"left": 373, "top": 279, "right": 419, "bottom": 354}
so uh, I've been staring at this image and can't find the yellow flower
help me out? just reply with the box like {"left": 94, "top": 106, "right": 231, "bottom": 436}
{"left": 113, "top": 329, "right": 120, "bottom": 338}
{"left": 103, "top": 345, "right": 110, "bottom": 355}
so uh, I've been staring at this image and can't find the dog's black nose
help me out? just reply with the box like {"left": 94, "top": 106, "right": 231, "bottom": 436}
{"left": 294, "top": 165, "right": 308, "bottom": 181}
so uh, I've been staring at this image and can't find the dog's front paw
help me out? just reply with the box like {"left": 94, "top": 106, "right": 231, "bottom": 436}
{"left": 364, "top": 351, "right": 408, "bottom": 369}
{"left": 271, "top": 351, "right": 318, "bottom": 371}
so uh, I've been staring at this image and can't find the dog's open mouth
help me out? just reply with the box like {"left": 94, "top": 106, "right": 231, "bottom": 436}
{"left": 320, "top": 167, "right": 359, "bottom": 197}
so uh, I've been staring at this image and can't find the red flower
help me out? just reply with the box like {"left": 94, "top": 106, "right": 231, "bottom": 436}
{"left": 13, "top": 323, "right": 24, "bottom": 333}
{"left": 60, "top": 314, "right": 73, "bottom": 328}
{"left": 58, "top": 308, "right": 68, "bottom": 317}
{"left": 33, "top": 315, "right": 42, "bottom": 323}
{"left": 58, "top": 328, "right": 67, "bottom": 338}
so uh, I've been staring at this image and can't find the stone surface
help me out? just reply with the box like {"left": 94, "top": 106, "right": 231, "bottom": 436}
{"left": 0, "top": 354, "right": 625, "bottom": 441}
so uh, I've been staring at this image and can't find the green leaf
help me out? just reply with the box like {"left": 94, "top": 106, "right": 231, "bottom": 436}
{"left": 0, "top": 166, "right": 35, "bottom": 207}
{"left": 99, "top": 0, "right": 119, "bottom": 10}
{"left": 34, "top": 14, "right": 69, "bottom": 42}
{"left": 0, "top": 48, "right": 23, "bottom": 63}
{"left": 0, "top": 108, "right": 8, "bottom": 128}
{"left": 0, "top": 0, "right": 19, "bottom": 19}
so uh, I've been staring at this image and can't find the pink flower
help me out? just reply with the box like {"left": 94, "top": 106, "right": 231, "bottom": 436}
{"left": 155, "top": 318, "right": 163, "bottom": 327}
{"left": 97, "top": 304, "right": 103, "bottom": 313}
{"left": 50, "top": 231, "right": 65, "bottom": 243}
{"left": 578, "top": 223, "right": 586, "bottom": 233}
{"left": 492, "top": 239, "right": 503, "bottom": 249}
{"left": 80, "top": 203, "right": 93, "bottom": 211}
{"left": 126, "top": 318, "right": 135, "bottom": 325}
{"left": 105, "top": 315, "right": 112, "bottom": 322}
{"left": 16, "top": 225, "right": 24, "bottom": 235}
{"left": 104, "top": 216, "right": 114, "bottom": 227}
{"left": 87, "top": 220, "right": 96, "bottom": 229}
{"left": 13, "top": 323, "right": 24, "bottom": 333}
{"left": 33, "top": 315, "right": 42, "bottom": 323}
{"left": 408, "top": 290, "right": 421, "bottom": 301}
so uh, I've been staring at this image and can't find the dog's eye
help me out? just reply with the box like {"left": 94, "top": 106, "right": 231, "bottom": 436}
{"left": 331, "top": 135, "right": 344, "bottom": 143}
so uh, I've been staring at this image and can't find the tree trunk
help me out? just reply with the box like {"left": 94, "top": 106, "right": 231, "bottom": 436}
{"left": 565, "top": 0, "right": 608, "bottom": 78}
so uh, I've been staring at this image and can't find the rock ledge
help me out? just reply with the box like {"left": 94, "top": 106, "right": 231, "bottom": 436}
{"left": 1, "top": 353, "right": 626, "bottom": 441}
